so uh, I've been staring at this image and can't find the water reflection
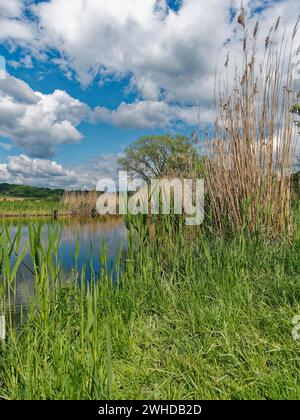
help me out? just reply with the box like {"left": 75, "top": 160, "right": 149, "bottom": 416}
{"left": 1, "top": 216, "right": 127, "bottom": 317}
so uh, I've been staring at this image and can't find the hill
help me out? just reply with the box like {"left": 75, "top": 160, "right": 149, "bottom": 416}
{"left": 0, "top": 183, "right": 64, "bottom": 200}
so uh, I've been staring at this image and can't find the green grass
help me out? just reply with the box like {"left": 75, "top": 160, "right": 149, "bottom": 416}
{"left": 0, "top": 199, "right": 66, "bottom": 216}
{"left": 0, "top": 216, "right": 300, "bottom": 399}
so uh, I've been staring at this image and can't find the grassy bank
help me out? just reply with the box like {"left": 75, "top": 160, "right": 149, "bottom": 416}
{"left": 0, "top": 216, "right": 299, "bottom": 400}
{"left": 0, "top": 198, "right": 67, "bottom": 217}
{"left": 0, "top": 14, "right": 299, "bottom": 401}
{"left": 0, "top": 192, "right": 98, "bottom": 217}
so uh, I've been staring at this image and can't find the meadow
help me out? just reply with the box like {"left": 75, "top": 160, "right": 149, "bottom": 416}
{"left": 0, "top": 13, "right": 299, "bottom": 401}
{"left": 0, "top": 191, "right": 96, "bottom": 217}
{"left": 0, "top": 214, "right": 300, "bottom": 400}
{"left": 0, "top": 198, "right": 66, "bottom": 217}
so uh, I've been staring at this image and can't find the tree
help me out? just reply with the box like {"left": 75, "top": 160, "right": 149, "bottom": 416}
{"left": 292, "top": 102, "right": 300, "bottom": 131}
{"left": 118, "top": 135, "right": 202, "bottom": 182}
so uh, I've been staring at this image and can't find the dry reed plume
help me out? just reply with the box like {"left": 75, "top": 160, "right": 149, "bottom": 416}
{"left": 63, "top": 190, "right": 99, "bottom": 215}
{"left": 206, "top": 10, "right": 300, "bottom": 235}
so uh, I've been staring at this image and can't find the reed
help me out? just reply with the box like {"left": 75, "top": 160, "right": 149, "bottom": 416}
{"left": 63, "top": 191, "right": 99, "bottom": 215}
{"left": 206, "top": 12, "right": 300, "bottom": 235}
{"left": 0, "top": 216, "right": 300, "bottom": 399}
{"left": 0, "top": 11, "right": 300, "bottom": 402}
{"left": 0, "top": 199, "right": 65, "bottom": 217}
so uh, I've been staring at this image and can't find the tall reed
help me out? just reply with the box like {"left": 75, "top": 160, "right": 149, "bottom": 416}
{"left": 206, "top": 11, "right": 300, "bottom": 235}
{"left": 1, "top": 215, "right": 300, "bottom": 399}
{"left": 63, "top": 191, "right": 99, "bottom": 215}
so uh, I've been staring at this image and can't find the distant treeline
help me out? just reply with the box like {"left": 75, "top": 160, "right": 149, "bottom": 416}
{"left": 0, "top": 183, "right": 64, "bottom": 200}
{"left": 1, "top": 170, "right": 300, "bottom": 205}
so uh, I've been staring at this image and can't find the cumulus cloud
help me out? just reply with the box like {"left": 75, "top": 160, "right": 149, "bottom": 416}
{"left": 0, "top": 1, "right": 299, "bottom": 187}
{"left": 28, "top": 0, "right": 229, "bottom": 102}
{"left": 0, "top": 153, "right": 123, "bottom": 189}
{"left": 2, "top": 1, "right": 299, "bottom": 119}
{"left": 94, "top": 100, "right": 213, "bottom": 128}
{"left": 0, "top": 74, "right": 90, "bottom": 157}
{"left": 25, "top": 0, "right": 299, "bottom": 101}
{"left": 0, "top": 154, "right": 79, "bottom": 188}
{"left": 0, "top": 0, "right": 23, "bottom": 18}
{"left": 0, "top": 0, "right": 34, "bottom": 42}
{"left": 0, "top": 73, "right": 208, "bottom": 159}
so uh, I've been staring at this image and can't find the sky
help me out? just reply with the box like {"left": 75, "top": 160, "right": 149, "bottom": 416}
{"left": 0, "top": 0, "right": 299, "bottom": 189}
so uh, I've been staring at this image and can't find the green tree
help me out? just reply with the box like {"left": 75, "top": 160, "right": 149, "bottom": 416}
{"left": 292, "top": 102, "right": 300, "bottom": 131}
{"left": 118, "top": 135, "right": 202, "bottom": 182}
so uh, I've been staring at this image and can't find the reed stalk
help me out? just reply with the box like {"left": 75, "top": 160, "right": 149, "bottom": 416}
{"left": 206, "top": 12, "right": 300, "bottom": 235}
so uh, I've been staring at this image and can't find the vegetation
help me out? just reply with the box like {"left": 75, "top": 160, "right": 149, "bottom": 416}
{"left": 0, "top": 199, "right": 66, "bottom": 217}
{"left": 0, "top": 183, "right": 63, "bottom": 200}
{"left": 206, "top": 12, "right": 299, "bottom": 235}
{"left": 118, "top": 135, "right": 203, "bottom": 182}
{"left": 0, "top": 188, "right": 99, "bottom": 217}
{"left": 0, "top": 216, "right": 300, "bottom": 399}
{"left": 63, "top": 190, "right": 99, "bottom": 215}
{"left": 292, "top": 102, "right": 300, "bottom": 131}
{"left": 0, "top": 184, "right": 65, "bottom": 217}
{"left": 0, "top": 12, "right": 299, "bottom": 401}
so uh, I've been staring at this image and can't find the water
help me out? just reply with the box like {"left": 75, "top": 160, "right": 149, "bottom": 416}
{"left": 1, "top": 216, "right": 128, "bottom": 316}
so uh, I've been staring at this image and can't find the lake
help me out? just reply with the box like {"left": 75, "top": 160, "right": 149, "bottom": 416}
{"left": 1, "top": 216, "right": 128, "bottom": 317}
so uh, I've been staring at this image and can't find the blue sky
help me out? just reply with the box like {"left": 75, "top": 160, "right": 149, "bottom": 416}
{"left": 0, "top": 15, "right": 180, "bottom": 167}
{"left": 0, "top": 0, "right": 298, "bottom": 188}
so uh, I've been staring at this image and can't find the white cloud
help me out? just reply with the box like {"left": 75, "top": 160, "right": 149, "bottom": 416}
{"left": 0, "top": 73, "right": 209, "bottom": 159}
{"left": 0, "top": 0, "right": 299, "bottom": 189}
{"left": 0, "top": 0, "right": 23, "bottom": 18}
{"left": 29, "top": 0, "right": 230, "bottom": 102}
{"left": 82, "top": 152, "right": 124, "bottom": 184}
{"left": 0, "top": 73, "right": 38, "bottom": 104}
{"left": 0, "top": 163, "right": 11, "bottom": 182}
{"left": 1, "top": 1, "right": 299, "bottom": 106}
{"left": 26, "top": 0, "right": 299, "bottom": 103}
{"left": 7, "top": 155, "right": 70, "bottom": 178}
{"left": 8, "top": 55, "right": 33, "bottom": 69}
{"left": 2, "top": 1, "right": 299, "bottom": 124}
{"left": 0, "top": 142, "right": 13, "bottom": 151}
{"left": 0, "top": 0, "right": 34, "bottom": 42}
{"left": 0, "top": 153, "right": 123, "bottom": 189}
{"left": 0, "top": 154, "right": 79, "bottom": 188}
{"left": 94, "top": 100, "right": 213, "bottom": 128}
{"left": 0, "top": 74, "right": 90, "bottom": 157}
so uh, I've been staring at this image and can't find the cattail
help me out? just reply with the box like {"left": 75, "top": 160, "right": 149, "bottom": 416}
{"left": 275, "top": 16, "right": 281, "bottom": 31}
